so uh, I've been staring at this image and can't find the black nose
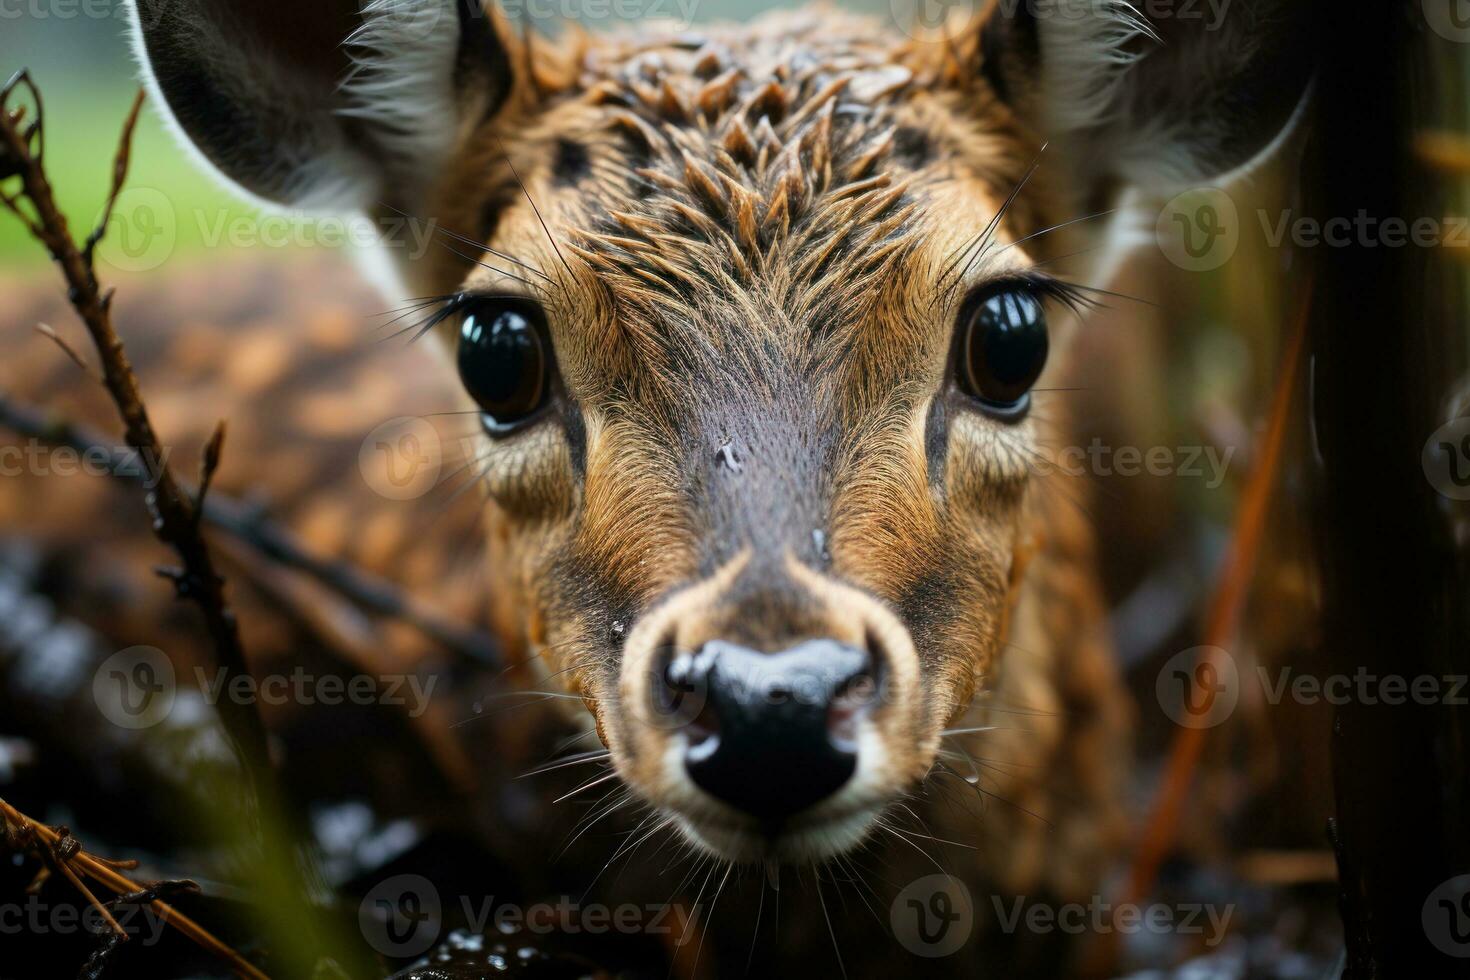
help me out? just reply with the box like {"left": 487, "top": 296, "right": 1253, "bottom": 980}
{"left": 663, "top": 638, "right": 880, "bottom": 823}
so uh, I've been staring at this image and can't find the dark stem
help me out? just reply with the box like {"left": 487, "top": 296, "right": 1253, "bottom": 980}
{"left": 1310, "top": 5, "right": 1470, "bottom": 977}
{"left": 0, "top": 74, "right": 275, "bottom": 818}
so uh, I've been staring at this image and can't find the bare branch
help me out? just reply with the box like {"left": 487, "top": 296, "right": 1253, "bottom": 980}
{"left": 1117, "top": 279, "right": 1316, "bottom": 924}
{"left": 0, "top": 798, "right": 267, "bottom": 980}
{"left": 0, "top": 75, "right": 277, "bottom": 801}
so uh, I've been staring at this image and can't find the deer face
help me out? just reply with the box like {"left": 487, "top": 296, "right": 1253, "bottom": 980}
{"left": 444, "top": 41, "right": 1057, "bottom": 860}
{"left": 132, "top": 0, "right": 1306, "bottom": 863}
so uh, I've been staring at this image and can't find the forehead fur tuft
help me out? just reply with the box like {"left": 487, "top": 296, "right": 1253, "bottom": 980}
{"left": 524, "top": 10, "right": 1000, "bottom": 328}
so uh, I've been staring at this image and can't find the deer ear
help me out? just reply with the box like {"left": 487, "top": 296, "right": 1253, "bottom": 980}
{"left": 981, "top": 0, "right": 1311, "bottom": 196}
{"left": 127, "top": 0, "right": 512, "bottom": 211}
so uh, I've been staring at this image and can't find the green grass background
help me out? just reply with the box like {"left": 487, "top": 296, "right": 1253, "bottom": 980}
{"left": 2, "top": 9, "right": 249, "bottom": 266}
{"left": 0, "top": 82, "right": 256, "bottom": 265}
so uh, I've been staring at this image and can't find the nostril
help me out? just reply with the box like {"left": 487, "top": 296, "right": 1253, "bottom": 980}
{"left": 862, "top": 626, "right": 890, "bottom": 688}
{"left": 654, "top": 636, "right": 720, "bottom": 744}
{"left": 828, "top": 629, "right": 885, "bottom": 747}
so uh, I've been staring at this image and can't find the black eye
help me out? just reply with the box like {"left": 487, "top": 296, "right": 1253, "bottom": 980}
{"left": 456, "top": 298, "right": 551, "bottom": 435}
{"left": 957, "top": 286, "right": 1049, "bottom": 416}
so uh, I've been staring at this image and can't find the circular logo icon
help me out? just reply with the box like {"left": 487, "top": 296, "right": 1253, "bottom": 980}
{"left": 1156, "top": 187, "right": 1239, "bottom": 272}
{"left": 93, "top": 187, "right": 177, "bottom": 273}
{"left": 889, "top": 0, "right": 978, "bottom": 40}
{"left": 92, "top": 646, "right": 176, "bottom": 730}
{"left": 359, "top": 874, "right": 442, "bottom": 958}
{"left": 891, "top": 874, "right": 974, "bottom": 957}
{"left": 1424, "top": 874, "right": 1470, "bottom": 958}
{"left": 359, "top": 416, "right": 442, "bottom": 501}
{"left": 1156, "top": 646, "right": 1239, "bottom": 730}
{"left": 1424, "top": 0, "right": 1470, "bottom": 42}
{"left": 1423, "top": 417, "right": 1470, "bottom": 501}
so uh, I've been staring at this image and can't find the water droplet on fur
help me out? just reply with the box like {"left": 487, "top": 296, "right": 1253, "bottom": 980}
{"left": 812, "top": 528, "right": 830, "bottom": 563}
{"left": 715, "top": 438, "right": 742, "bottom": 473}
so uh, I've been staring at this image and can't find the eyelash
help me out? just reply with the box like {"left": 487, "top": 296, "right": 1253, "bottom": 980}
{"left": 972, "top": 271, "right": 1097, "bottom": 317}
{"left": 380, "top": 292, "right": 519, "bottom": 344}
{"left": 380, "top": 274, "right": 1094, "bottom": 349}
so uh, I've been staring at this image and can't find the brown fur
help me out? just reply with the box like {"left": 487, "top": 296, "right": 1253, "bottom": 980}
{"left": 370, "top": 6, "right": 1131, "bottom": 889}
{"left": 12, "top": 2, "right": 1165, "bottom": 972}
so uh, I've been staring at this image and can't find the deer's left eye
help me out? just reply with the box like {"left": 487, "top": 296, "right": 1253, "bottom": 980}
{"left": 457, "top": 299, "right": 551, "bottom": 435}
{"left": 956, "top": 286, "right": 1049, "bottom": 417}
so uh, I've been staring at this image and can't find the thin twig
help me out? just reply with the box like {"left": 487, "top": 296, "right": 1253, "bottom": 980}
{"left": 0, "top": 75, "right": 335, "bottom": 968}
{"left": 43, "top": 843, "right": 128, "bottom": 939}
{"left": 194, "top": 420, "right": 226, "bottom": 526}
{"left": 1122, "top": 279, "right": 1316, "bottom": 906}
{"left": 0, "top": 798, "right": 268, "bottom": 980}
{"left": 0, "top": 76, "right": 273, "bottom": 794}
{"left": 82, "top": 89, "right": 144, "bottom": 265}
{"left": 34, "top": 322, "right": 98, "bottom": 379}
{"left": 0, "top": 70, "right": 381, "bottom": 976}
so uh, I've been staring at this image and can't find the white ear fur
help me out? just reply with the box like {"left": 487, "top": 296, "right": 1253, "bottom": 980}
{"left": 1031, "top": 0, "right": 1158, "bottom": 145}
{"left": 1079, "top": 83, "right": 1311, "bottom": 289}
{"left": 338, "top": 0, "right": 469, "bottom": 191}
{"left": 1001, "top": 0, "right": 1311, "bottom": 196}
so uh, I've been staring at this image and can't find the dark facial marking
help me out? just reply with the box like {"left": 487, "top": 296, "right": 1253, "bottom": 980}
{"left": 893, "top": 125, "right": 935, "bottom": 168}
{"left": 552, "top": 137, "right": 592, "bottom": 186}
{"left": 477, "top": 180, "right": 520, "bottom": 252}
{"left": 924, "top": 394, "right": 948, "bottom": 494}
{"left": 455, "top": 0, "right": 513, "bottom": 120}
{"left": 897, "top": 568, "right": 959, "bottom": 667}
{"left": 560, "top": 391, "right": 588, "bottom": 479}
{"left": 978, "top": 4, "right": 1039, "bottom": 109}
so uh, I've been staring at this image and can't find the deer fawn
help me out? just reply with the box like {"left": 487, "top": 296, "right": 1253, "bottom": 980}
{"left": 123, "top": 0, "right": 1307, "bottom": 971}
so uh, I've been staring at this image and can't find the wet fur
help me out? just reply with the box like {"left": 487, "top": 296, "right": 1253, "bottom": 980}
{"left": 386, "top": 8, "right": 1130, "bottom": 893}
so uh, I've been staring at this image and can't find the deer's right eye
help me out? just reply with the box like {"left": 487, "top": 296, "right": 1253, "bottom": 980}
{"left": 457, "top": 299, "right": 552, "bottom": 436}
{"left": 956, "top": 284, "right": 1049, "bottom": 418}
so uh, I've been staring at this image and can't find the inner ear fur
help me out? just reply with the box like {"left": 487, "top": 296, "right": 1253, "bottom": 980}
{"left": 128, "top": 0, "right": 514, "bottom": 211}
{"left": 978, "top": 0, "right": 1313, "bottom": 194}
